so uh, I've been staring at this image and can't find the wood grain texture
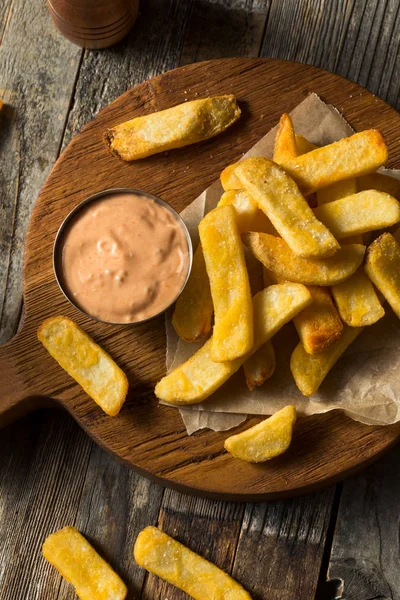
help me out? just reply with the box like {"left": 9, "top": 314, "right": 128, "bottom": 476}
{"left": 0, "top": 0, "right": 82, "bottom": 344}
{"left": 1, "top": 58, "right": 399, "bottom": 500}
{"left": 232, "top": 488, "right": 335, "bottom": 600}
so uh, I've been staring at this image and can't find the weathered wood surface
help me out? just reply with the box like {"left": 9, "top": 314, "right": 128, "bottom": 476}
{"left": 0, "top": 1, "right": 399, "bottom": 600}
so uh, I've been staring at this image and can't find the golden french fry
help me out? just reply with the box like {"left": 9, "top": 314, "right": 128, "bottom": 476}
{"left": 332, "top": 268, "right": 385, "bottom": 326}
{"left": 172, "top": 245, "right": 213, "bottom": 342}
{"left": 365, "top": 233, "right": 400, "bottom": 319}
{"left": 42, "top": 527, "right": 127, "bottom": 600}
{"left": 282, "top": 129, "right": 388, "bottom": 195}
{"left": 224, "top": 405, "right": 296, "bottom": 462}
{"left": 243, "top": 233, "right": 365, "bottom": 286}
{"left": 155, "top": 283, "right": 312, "bottom": 404}
{"left": 104, "top": 96, "right": 241, "bottom": 161}
{"left": 291, "top": 325, "right": 363, "bottom": 396}
{"left": 273, "top": 114, "right": 297, "bottom": 163}
{"left": 217, "top": 189, "right": 258, "bottom": 232}
{"left": 199, "top": 205, "right": 253, "bottom": 361}
{"left": 220, "top": 161, "right": 242, "bottom": 190}
{"left": 358, "top": 172, "right": 400, "bottom": 199}
{"left": 37, "top": 317, "right": 128, "bottom": 416}
{"left": 236, "top": 157, "right": 339, "bottom": 258}
{"left": 317, "top": 178, "right": 357, "bottom": 205}
{"left": 243, "top": 340, "right": 276, "bottom": 390}
{"left": 295, "top": 134, "right": 318, "bottom": 154}
{"left": 134, "top": 527, "right": 251, "bottom": 600}
{"left": 314, "top": 190, "right": 400, "bottom": 239}
{"left": 293, "top": 286, "right": 343, "bottom": 354}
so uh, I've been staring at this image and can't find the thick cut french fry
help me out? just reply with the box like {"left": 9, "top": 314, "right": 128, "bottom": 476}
{"left": 243, "top": 340, "right": 276, "bottom": 390}
{"left": 37, "top": 317, "right": 128, "bottom": 416}
{"left": 199, "top": 205, "right": 253, "bottom": 361}
{"left": 293, "top": 286, "right": 343, "bottom": 354}
{"left": 291, "top": 325, "right": 363, "bottom": 396}
{"left": 314, "top": 190, "right": 400, "bottom": 239}
{"left": 104, "top": 96, "right": 241, "bottom": 161}
{"left": 155, "top": 283, "right": 312, "bottom": 404}
{"left": 332, "top": 268, "right": 385, "bottom": 326}
{"left": 42, "top": 527, "right": 127, "bottom": 600}
{"left": 282, "top": 130, "right": 388, "bottom": 194}
{"left": 220, "top": 161, "right": 242, "bottom": 190}
{"left": 365, "top": 233, "right": 400, "bottom": 319}
{"left": 236, "top": 157, "right": 340, "bottom": 258}
{"left": 217, "top": 189, "right": 258, "bottom": 232}
{"left": 273, "top": 114, "right": 297, "bottom": 163}
{"left": 358, "top": 172, "right": 400, "bottom": 199}
{"left": 295, "top": 134, "right": 318, "bottom": 154}
{"left": 172, "top": 245, "right": 213, "bottom": 342}
{"left": 224, "top": 405, "right": 296, "bottom": 462}
{"left": 317, "top": 178, "right": 357, "bottom": 205}
{"left": 134, "top": 527, "right": 251, "bottom": 600}
{"left": 243, "top": 233, "right": 365, "bottom": 286}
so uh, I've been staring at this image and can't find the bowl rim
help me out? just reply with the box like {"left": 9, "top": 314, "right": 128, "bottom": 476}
{"left": 53, "top": 187, "right": 193, "bottom": 325}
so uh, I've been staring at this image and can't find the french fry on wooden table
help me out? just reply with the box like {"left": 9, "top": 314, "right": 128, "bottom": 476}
{"left": 224, "top": 405, "right": 297, "bottom": 462}
{"left": 134, "top": 526, "right": 252, "bottom": 600}
{"left": 42, "top": 527, "right": 127, "bottom": 600}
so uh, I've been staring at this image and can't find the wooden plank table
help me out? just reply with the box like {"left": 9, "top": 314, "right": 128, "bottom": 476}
{"left": 0, "top": 1, "right": 399, "bottom": 598}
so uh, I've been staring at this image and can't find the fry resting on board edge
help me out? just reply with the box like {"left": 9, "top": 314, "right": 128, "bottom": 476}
{"left": 134, "top": 527, "right": 252, "bottom": 600}
{"left": 104, "top": 95, "right": 241, "bottom": 161}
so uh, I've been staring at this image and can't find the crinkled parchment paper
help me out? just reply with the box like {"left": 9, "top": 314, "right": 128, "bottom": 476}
{"left": 162, "top": 93, "right": 400, "bottom": 434}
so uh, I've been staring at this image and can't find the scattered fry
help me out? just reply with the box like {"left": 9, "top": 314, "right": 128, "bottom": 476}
{"left": 273, "top": 113, "right": 297, "bottom": 163}
{"left": 236, "top": 157, "right": 340, "bottom": 258}
{"left": 293, "top": 286, "right": 343, "bottom": 354}
{"left": 243, "top": 233, "right": 365, "bottom": 286}
{"left": 220, "top": 161, "right": 242, "bottom": 190}
{"left": 291, "top": 325, "right": 363, "bottom": 396}
{"left": 282, "top": 129, "right": 388, "bottom": 194}
{"left": 365, "top": 233, "right": 400, "bottom": 319}
{"left": 317, "top": 178, "right": 357, "bottom": 205}
{"left": 199, "top": 205, "right": 253, "bottom": 361}
{"left": 104, "top": 95, "right": 241, "bottom": 160}
{"left": 134, "top": 527, "right": 252, "bottom": 599}
{"left": 37, "top": 317, "right": 128, "bottom": 416}
{"left": 224, "top": 405, "right": 296, "bottom": 462}
{"left": 172, "top": 245, "right": 213, "bottom": 342}
{"left": 155, "top": 283, "right": 312, "bottom": 404}
{"left": 218, "top": 189, "right": 258, "bottom": 232}
{"left": 42, "top": 527, "right": 127, "bottom": 600}
{"left": 332, "top": 268, "right": 385, "bottom": 326}
{"left": 314, "top": 190, "right": 400, "bottom": 239}
{"left": 243, "top": 340, "right": 276, "bottom": 390}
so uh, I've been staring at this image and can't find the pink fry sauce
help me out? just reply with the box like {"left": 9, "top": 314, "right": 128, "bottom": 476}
{"left": 60, "top": 193, "right": 190, "bottom": 323}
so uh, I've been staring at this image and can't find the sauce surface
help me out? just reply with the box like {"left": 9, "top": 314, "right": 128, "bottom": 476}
{"left": 60, "top": 193, "right": 190, "bottom": 323}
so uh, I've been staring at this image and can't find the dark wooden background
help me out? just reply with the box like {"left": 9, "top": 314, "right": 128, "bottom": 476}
{"left": 0, "top": 1, "right": 399, "bottom": 598}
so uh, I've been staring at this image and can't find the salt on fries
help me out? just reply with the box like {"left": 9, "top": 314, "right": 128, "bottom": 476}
{"left": 236, "top": 157, "right": 340, "bottom": 258}
{"left": 199, "top": 205, "right": 253, "bottom": 361}
{"left": 224, "top": 405, "right": 296, "bottom": 462}
{"left": 243, "top": 340, "right": 276, "bottom": 390}
{"left": 314, "top": 190, "right": 400, "bottom": 239}
{"left": 172, "top": 245, "right": 213, "bottom": 342}
{"left": 155, "top": 284, "right": 312, "bottom": 404}
{"left": 43, "top": 527, "right": 127, "bottom": 600}
{"left": 134, "top": 527, "right": 252, "bottom": 600}
{"left": 365, "top": 233, "right": 400, "bottom": 319}
{"left": 37, "top": 317, "right": 128, "bottom": 416}
{"left": 332, "top": 268, "right": 385, "bottom": 327}
{"left": 243, "top": 232, "right": 365, "bottom": 286}
{"left": 282, "top": 129, "right": 388, "bottom": 194}
{"left": 290, "top": 325, "right": 363, "bottom": 396}
{"left": 104, "top": 95, "right": 240, "bottom": 161}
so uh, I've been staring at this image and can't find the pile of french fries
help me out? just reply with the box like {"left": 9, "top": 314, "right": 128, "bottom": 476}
{"left": 158, "top": 114, "right": 400, "bottom": 403}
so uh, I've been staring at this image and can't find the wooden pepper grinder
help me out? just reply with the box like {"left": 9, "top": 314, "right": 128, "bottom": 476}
{"left": 47, "top": 0, "right": 139, "bottom": 49}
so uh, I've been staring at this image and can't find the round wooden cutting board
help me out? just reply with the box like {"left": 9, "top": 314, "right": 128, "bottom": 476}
{"left": 1, "top": 58, "right": 399, "bottom": 500}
